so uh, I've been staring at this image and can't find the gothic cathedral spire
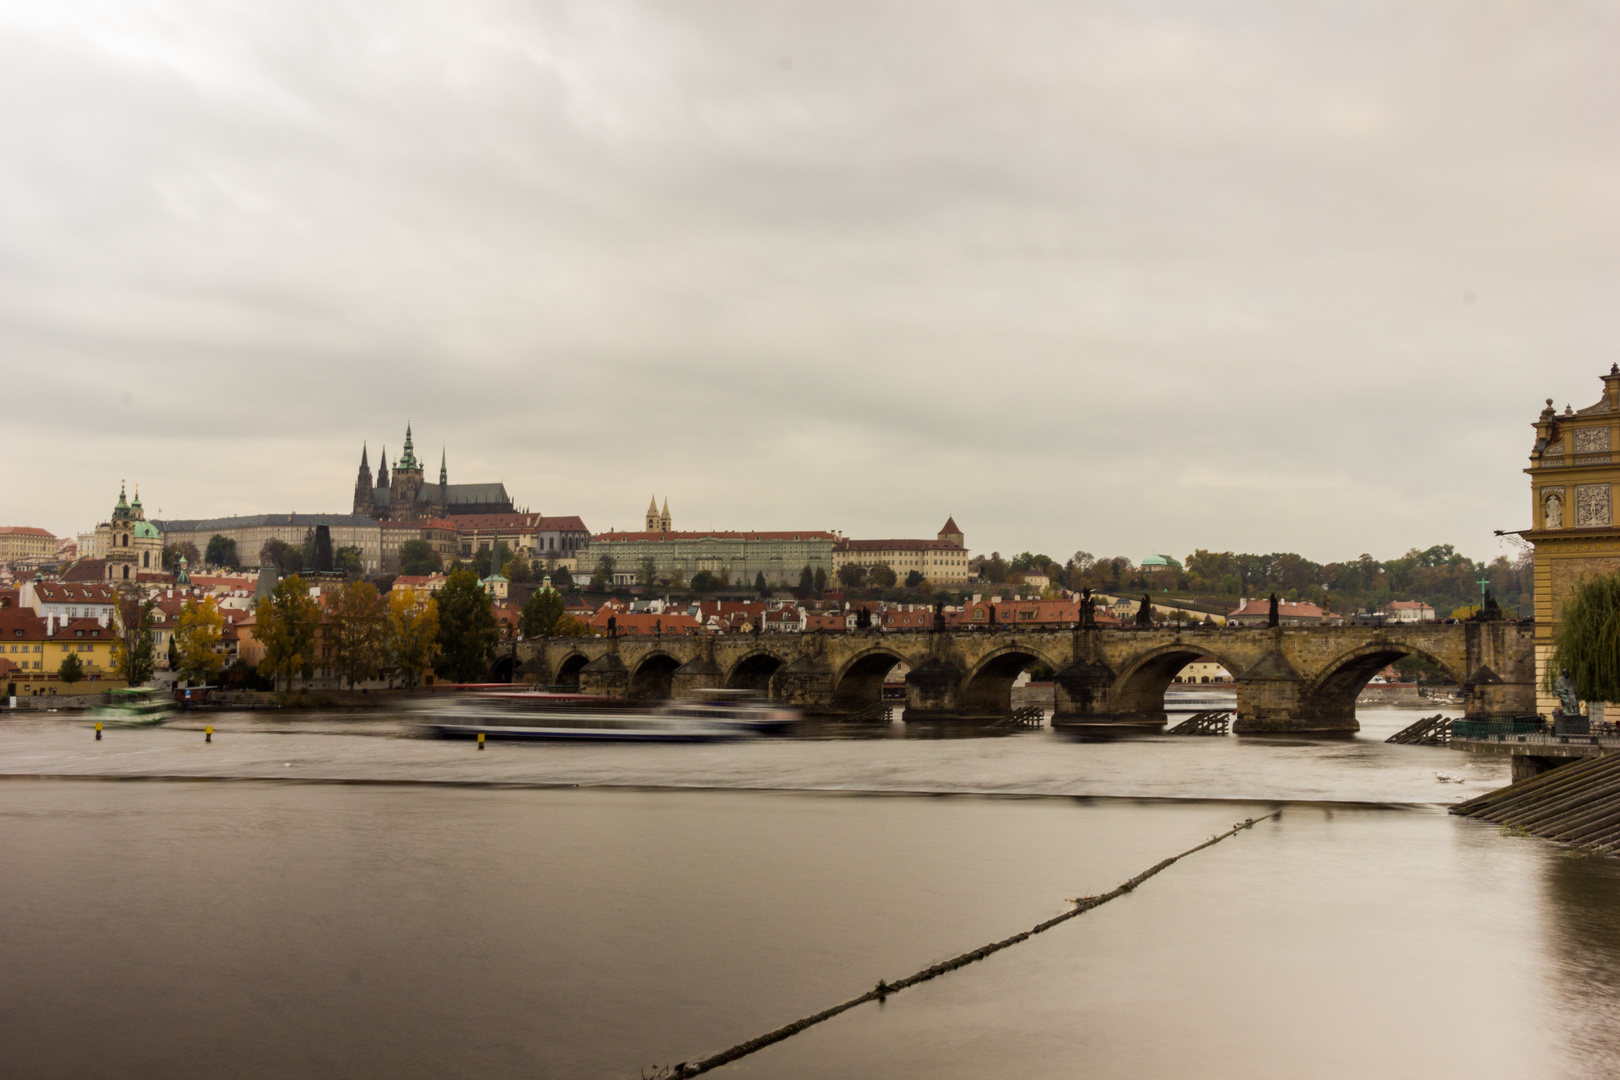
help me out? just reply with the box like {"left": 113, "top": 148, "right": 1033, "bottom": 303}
{"left": 353, "top": 442, "right": 374, "bottom": 515}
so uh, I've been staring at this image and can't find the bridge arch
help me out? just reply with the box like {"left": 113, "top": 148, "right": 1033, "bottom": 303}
{"left": 630, "top": 652, "right": 681, "bottom": 699}
{"left": 727, "top": 650, "right": 786, "bottom": 693}
{"left": 554, "top": 652, "right": 590, "bottom": 689}
{"left": 1112, "top": 643, "right": 1247, "bottom": 721}
{"left": 959, "top": 644, "right": 1063, "bottom": 716}
{"left": 489, "top": 654, "right": 517, "bottom": 683}
{"left": 1301, "top": 642, "right": 1468, "bottom": 720}
{"left": 833, "top": 646, "right": 910, "bottom": 704}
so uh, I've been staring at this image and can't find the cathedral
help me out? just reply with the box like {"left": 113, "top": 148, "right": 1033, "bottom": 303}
{"left": 352, "top": 424, "right": 515, "bottom": 522}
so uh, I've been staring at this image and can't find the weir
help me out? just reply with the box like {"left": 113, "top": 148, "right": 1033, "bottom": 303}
{"left": 514, "top": 622, "right": 1536, "bottom": 735}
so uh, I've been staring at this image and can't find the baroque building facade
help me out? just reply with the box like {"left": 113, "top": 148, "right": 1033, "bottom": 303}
{"left": 94, "top": 484, "right": 164, "bottom": 583}
{"left": 352, "top": 424, "right": 515, "bottom": 522}
{"left": 1522, "top": 364, "right": 1620, "bottom": 712}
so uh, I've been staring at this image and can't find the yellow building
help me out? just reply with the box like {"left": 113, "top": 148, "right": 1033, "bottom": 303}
{"left": 0, "top": 527, "right": 57, "bottom": 564}
{"left": 1, "top": 611, "right": 122, "bottom": 696}
{"left": 1522, "top": 364, "right": 1620, "bottom": 713}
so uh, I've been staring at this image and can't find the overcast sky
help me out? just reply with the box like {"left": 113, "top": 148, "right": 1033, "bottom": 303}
{"left": 3, "top": 1, "right": 1616, "bottom": 565}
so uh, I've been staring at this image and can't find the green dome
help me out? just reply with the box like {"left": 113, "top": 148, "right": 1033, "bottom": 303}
{"left": 133, "top": 521, "right": 161, "bottom": 539}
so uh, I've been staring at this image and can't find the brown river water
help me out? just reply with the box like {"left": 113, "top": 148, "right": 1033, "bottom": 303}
{"left": 2, "top": 706, "right": 1618, "bottom": 1079}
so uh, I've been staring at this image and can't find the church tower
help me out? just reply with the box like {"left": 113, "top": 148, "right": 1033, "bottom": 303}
{"left": 646, "top": 496, "right": 660, "bottom": 532}
{"left": 377, "top": 447, "right": 389, "bottom": 491}
{"left": 660, "top": 497, "right": 671, "bottom": 532}
{"left": 352, "top": 444, "right": 373, "bottom": 516}
{"left": 392, "top": 424, "right": 424, "bottom": 521}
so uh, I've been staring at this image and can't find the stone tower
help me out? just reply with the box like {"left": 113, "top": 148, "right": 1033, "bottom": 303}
{"left": 392, "top": 424, "right": 424, "bottom": 521}
{"left": 377, "top": 447, "right": 389, "bottom": 491}
{"left": 661, "top": 498, "right": 671, "bottom": 532}
{"left": 352, "top": 443, "right": 373, "bottom": 515}
{"left": 938, "top": 516, "right": 964, "bottom": 547}
{"left": 646, "top": 496, "right": 660, "bottom": 532}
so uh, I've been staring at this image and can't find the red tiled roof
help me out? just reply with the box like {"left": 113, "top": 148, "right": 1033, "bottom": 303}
{"left": 585, "top": 611, "right": 701, "bottom": 635}
{"left": 30, "top": 583, "right": 119, "bottom": 605}
{"left": 449, "top": 514, "right": 590, "bottom": 532}
{"left": 0, "top": 609, "right": 49, "bottom": 637}
{"left": 834, "top": 538, "right": 962, "bottom": 552}
{"left": 48, "top": 618, "right": 111, "bottom": 640}
{"left": 939, "top": 517, "right": 961, "bottom": 535}
{"left": 0, "top": 526, "right": 55, "bottom": 538}
{"left": 1228, "top": 598, "right": 1324, "bottom": 618}
{"left": 60, "top": 559, "right": 106, "bottom": 582}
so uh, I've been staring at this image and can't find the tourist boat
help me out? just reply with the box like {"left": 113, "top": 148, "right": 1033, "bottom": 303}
{"left": 419, "top": 691, "right": 748, "bottom": 742}
{"left": 91, "top": 687, "right": 171, "bottom": 727}
{"left": 1163, "top": 688, "right": 1237, "bottom": 712}
{"left": 661, "top": 689, "right": 802, "bottom": 733}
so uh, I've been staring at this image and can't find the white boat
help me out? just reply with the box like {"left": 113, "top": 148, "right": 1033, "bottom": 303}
{"left": 91, "top": 687, "right": 170, "bottom": 727}
{"left": 1163, "top": 689, "right": 1237, "bottom": 712}
{"left": 663, "top": 689, "right": 802, "bottom": 733}
{"left": 419, "top": 691, "right": 746, "bottom": 742}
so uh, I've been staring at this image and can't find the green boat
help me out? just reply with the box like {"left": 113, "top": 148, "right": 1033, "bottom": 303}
{"left": 91, "top": 687, "right": 170, "bottom": 727}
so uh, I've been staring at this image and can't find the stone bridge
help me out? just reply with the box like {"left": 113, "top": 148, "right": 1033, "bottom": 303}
{"left": 508, "top": 622, "right": 1536, "bottom": 734}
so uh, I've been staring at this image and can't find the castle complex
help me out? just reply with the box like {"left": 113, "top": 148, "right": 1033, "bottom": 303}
{"left": 352, "top": 424, "right": 515, "bottom": 522}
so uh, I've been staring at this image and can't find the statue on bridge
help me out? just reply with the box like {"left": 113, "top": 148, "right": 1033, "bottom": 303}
{"left": 933, "top": 600, "right": 946, "bottom": 633}
{"left": 1268, "top": 592, "right": 1279, "bottom": 628}
{"left": 1555, "top": 668, "right": 1581, "bottom": 718}
{"left": 1134, "top": 594, "right": 1152, "bottom": 627}
{"left": 606, "top": 614, "right": 617, "bottom": 638}
{"left": 1080, "top": 588, "right": 1095, "bottom": 628}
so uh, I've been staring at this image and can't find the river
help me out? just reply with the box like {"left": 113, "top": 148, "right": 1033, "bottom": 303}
{"left": 2, "top": 706, "right": 1617, "bottom": 1079}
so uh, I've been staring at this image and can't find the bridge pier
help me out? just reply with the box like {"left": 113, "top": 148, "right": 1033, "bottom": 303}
{"left": 577, "top": 652, "right": 628, "bottom": 698}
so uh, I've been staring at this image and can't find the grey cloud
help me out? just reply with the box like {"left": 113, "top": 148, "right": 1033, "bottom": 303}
{"left": 1, "top": 1, "right": 1614, "bottom": 564}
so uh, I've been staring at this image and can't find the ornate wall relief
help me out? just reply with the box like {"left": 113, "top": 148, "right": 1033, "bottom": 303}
{"left": 1575, "top": 427, "right": 1612, "bottom": 454}
{"left": 1543, "top": 487, "right": 1565, "bottom": 529}
{"left": 1576, "top": 484, "right": 1611, "bottom": 528}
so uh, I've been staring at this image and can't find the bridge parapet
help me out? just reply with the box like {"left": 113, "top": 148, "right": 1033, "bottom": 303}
{"left": 511, "top": 621, "right": 1536, "bottom": 734}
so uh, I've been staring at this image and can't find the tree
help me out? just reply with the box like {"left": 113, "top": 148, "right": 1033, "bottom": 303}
{"left": 162, "top": 541, "right": 201, "bottom": 571}
{"left": 754, "top": 571, "right": 768, "bottom": 596}
{"left": 798, "top": 565, "right": 814, "bottom": 594}
{"left": 868, "top": 563, "right": 898, "bottom": 589}
{"left": 58, "top": 652, "right": 84, "bottom": 685}
{"left": 551, "top": 614, "right": 590, "bottom": 637}
{"left": 385, "top": 588, "right": 439, "bottom": 688}
{"left": 175, "top": 596, "right": 226, "bottom": 683}
{"left": 1548, "top": 570, "right": 1620, "bottom": 704}
{"left": 205, "top": 534, "right": 239, "bottom": 570}
{"left": 980, "top": 552, "right": 1010, "bottom": 584}
{"left": 837, "top": 563, "right": 868, "bottom": 589}
{"left": 329, "top": 580, "right": 385, "bottom": 688}
{"left": 300, "top": 529, "right": 319, "bottom": 573}
{"left": 905, "top": 569, "right": 925, "bottom": 588}
{"left": 334, "top": 546, "right": 364, "bottom": 575}
{"left": 690, "top": 570, "right": 720, "bottom": 592}
{"left": 639, "top": 557, "right": 659, "bottom": 587}
{"left": 472, "top": 542, "right": 513, "bottom": 578}
{"left": 813, "top": 567, "right": 828, "bottom": 594}
{"left": 254, "top": 574, "right": 322, "bottom": 690}
{"left": 520, "top": 587, "right": 565, "bottom": 639}
{"left": 550, "top": 565, "right": 575, "bottom": 590}
{"left": 590, "top": 555, "right": 616, "bottom": 591}
{"left": 260, "top": 538, "right": 300, "bottom": 575}
{"left": 398, "top": 539, "right": 440, "bottom": 576}
{"left": 434, "top": 567, "right": 498, "bottom": 683}
{"left": 111, "top": 593, "right": 158, "bottom": 686}
{"left": 504, "top": 556, "right": 534, "bottom": 583}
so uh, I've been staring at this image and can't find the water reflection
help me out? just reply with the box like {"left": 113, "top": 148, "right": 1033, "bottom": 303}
{"left": 1543, "top": 852, "right": 1620, "bottom": 1073}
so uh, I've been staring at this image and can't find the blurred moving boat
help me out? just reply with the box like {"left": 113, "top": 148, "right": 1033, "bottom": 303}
{"left": 1163, "top": 688, "right": 1237, "bottom": 712}
{"left": 91, "top": 687, "right": 170, "bottom": 727}
{"left": 662, "top": 689, "right": 802, "bottom": 733}
{"left": 420, "top": 691, "right": 753, "bottom": 742}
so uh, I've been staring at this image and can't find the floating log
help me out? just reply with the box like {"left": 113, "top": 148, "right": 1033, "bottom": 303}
{"left": 1386, "top": 713, "right": 1452, "bottom": 745}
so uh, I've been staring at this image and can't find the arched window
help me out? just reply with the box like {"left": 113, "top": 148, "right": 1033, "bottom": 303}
{"left": 142, "top": 551, "right": 150, "bottom": 568}
{"left": 121, "top": 534, "right": 129, "bottom": 547}
{"left": 122, "top": 566, "right": 130, "bottom": 580}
